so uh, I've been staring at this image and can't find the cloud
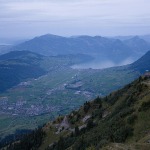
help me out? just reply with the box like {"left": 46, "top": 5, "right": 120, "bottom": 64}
{"left": 0, "top": 0, "right": 150, "bottom": 38}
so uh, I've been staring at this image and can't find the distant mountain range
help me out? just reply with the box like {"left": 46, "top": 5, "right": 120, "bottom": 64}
{"left": 124, "top": 36, "right": 150, "bottom": 57}
{"left": 113, "top": 34, "right": 150, "bottom": 43}
{"left": 8, "top": 34, "right": 150, "bottom": 64}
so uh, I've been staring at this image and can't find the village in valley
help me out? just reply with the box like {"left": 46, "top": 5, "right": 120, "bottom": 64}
{"left": 0, "top": 73, "right": 94, "bottom": 117}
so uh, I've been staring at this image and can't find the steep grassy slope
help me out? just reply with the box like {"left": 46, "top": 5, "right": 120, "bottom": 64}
{"left": 4, "top": 75, "right": 150, "bottom": 150}
{"left": 42, "top": 75, "right": 150, "bottom": 150}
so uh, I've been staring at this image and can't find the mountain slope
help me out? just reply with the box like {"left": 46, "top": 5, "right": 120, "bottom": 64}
{"left": 124, "top": 36, "right": 150, "bottom": 58}
{"left": 4, "top": 75, "right": 150, "bottom": 150}
{"left": 0, "top": 50, "right": 93, "bottom": 93}
{"left": 9, "top": 34, "right": 145, "bottom": 63}
{"left": 0, "top": 45, "right": 12, "bottom": 55}
{"left": 39, "top": 75, "right": 150, "bottom": 150}
{"left": 0, "top": 51, "right": 46, "bottom": 92}
{"left": 129, "top": 51, "right": 150, "bottom": 73}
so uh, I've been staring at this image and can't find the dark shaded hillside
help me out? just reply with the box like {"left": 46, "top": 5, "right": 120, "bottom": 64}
{"left": 9, "top": 34, "right": 146, "bottom": 63}
{"left": 0, "top": 51, "right": 93, "bottom": 93}
{"left": 4, "top": 75, "right": 150, "bottom": 150}
{"left": 0, "top": 50, "right": 43, "bottom": 61}
{"left": 0, "top": 51, "right": 46, "bottom": 92}
{"left": 130, "top": 51, "right": 150, "bottom": 73}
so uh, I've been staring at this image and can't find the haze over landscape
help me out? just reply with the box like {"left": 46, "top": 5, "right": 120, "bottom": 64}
{"left": 0, "top": 0, "right": 150, "bottom": 150}
{"left": 1, "top": 0, "right": 150, "bottom": 42}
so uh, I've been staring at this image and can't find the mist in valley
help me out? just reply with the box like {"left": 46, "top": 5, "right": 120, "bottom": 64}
{"left": 71, "top": 57, "right": 135, "bottom": 69}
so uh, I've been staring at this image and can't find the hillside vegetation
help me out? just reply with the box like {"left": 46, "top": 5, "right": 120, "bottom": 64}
{"left": 1, "top": 51, "right": 150, "bottom": 141}
{"left": 4, "top": 74, "right": 150, "bottom": 150}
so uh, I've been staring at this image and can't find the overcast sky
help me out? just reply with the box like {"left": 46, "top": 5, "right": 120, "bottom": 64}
{"left": 0, "top": 0, "right": 150, "bottom": 39}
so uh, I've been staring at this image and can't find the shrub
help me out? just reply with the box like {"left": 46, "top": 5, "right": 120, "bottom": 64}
{"left": 96, "top": 139, "right": 109, "bottom": 148}
{"left": 119, "top": 108, "right": 134, "bottom": 118}
{"left": 92, "top": 109, "right": 102, "bottom": 119}
{"left": 127, "top": 114, "right": 138, "bottom": 124}
{"left": 113, "top": 126, "right": 133, "bottom": 142}
{"left": 75, "top": 126, "right": 80, "bottom": 136}
{"left": 139, "top": 101, "right": 150, "bottom": 111}
{"left": 87, "top": 119, "right": 94, "bottom": 129}
{"left": 84, "top": 101, "right": 91, "bottom": 113}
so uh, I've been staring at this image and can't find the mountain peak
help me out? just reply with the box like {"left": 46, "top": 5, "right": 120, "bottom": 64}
{"left": 36, "top": 34, "right": 65, "bottom": 39}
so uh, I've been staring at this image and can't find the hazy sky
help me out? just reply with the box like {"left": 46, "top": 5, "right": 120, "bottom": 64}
{"left": 0, "top": 0, "right": 150, "bottom": 39}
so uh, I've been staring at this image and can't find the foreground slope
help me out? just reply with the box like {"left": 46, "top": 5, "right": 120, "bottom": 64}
{"left": 4, "top": 74, "right": 150, "bottom": 150}
{"left": 43, "top": 75, "right": 150, "bottom": 150}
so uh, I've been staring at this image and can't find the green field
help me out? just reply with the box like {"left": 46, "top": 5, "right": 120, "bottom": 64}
{"left": 0, "top": 63, "right": 140, "bottom": 139}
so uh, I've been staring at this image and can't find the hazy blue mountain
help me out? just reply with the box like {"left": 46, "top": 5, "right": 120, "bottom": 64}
{"left": 0, "top": 38, "right": 28, "bottom": 45}
{"left": 9, "top": 34, "right": 140, "bottom": 63}
{"left": 112, "top": 34, "right": 150, "bottom": 43}
{"left": 0, "top": 50, "right": 43, "bottom": 61}
{"left": 0, "top": 45, "right": 12, "bottom": 55}
{"left": 111, "top": 35, "right": 134, "bottom": 41}
{"left": 140, "top": 34, "right": 150, "bottom": 43}
{"left": 8, "top": 34, "right": 150, "bottom": 65}
{"left": 123, "top": 36, "right": 150, "bottom": 59}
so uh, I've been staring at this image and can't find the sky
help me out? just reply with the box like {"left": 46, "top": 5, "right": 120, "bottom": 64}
{"left": 0, "top": 0, "right": 150, "bottom": 40}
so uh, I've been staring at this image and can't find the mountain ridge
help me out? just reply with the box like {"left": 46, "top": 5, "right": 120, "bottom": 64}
{"left": 8, "top": 34, "right": 150, "bottom": 64}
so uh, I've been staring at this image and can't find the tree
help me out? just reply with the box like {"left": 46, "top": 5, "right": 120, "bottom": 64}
{"left": 87, "top": 119, "right": 94, "bottom": 129}
{"left": 75, "top": 126, "right": 80, "bottom": 136}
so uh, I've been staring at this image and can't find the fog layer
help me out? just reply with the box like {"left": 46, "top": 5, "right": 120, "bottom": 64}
{"left": 71, "top": 57, "right": 134, "bottom": 69}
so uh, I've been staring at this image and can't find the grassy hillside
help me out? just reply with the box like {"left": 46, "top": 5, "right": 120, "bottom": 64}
{"left": 0, "top": 51, "right": 150, "bottom": 144}
{"left": 44, "top": 75, "right": 150, "bottom": 150}
{"left": 4, "top": 74, "right": 150, "bottom": 150}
